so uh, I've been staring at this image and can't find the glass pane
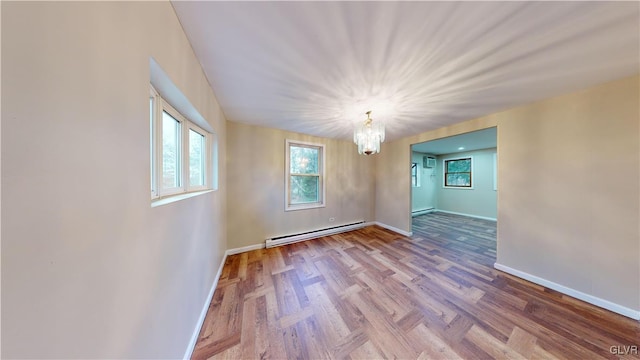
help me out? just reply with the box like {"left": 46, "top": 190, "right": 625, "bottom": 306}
{"left": 447, "top": 159, "right": 471, "bottom": 172}
{"left": 411, "top": 163, "right": 418, "bottom": 187}
{"left": 162, "top": 111, "right": 180, "bottom": 188}
{"left": 290, "top": 175, "right": 319, "bottom": 204}
{"left": 446, "top": 173, "right": 470, "bottom": 186}
{"left": 290, "top": 146, "right": 319, "bottom": 174}
{"left": 150, "top": 97, "right": 154, "bottom": 193}
{"left": 189, "top": 129, "right": 205, "bottom": 187}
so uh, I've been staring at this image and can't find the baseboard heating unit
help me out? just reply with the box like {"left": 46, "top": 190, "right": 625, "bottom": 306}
{"left": 412, "top": 208, "right": 434, "bottom": 217}
{"left": 265, "top": 221, "right": 366, "bottom": 248}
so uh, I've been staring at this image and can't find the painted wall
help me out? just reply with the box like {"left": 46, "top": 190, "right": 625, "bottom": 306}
{"left": 375, "top": 75, "right": 639, "bottom": 315}
{"left": 227, "top": 121, "right": 375, "bottom": 249}
{"left": 2, "top": 2, "right": 226, "bottom": 358}
{"left": 496, "top": 75, "right": 639, "bottom": 313}
{"left": 436, "top": 148, "right": 497, "bottom": 219}
{"left": 411, "top": 152, "right": 437, "bottom": 212}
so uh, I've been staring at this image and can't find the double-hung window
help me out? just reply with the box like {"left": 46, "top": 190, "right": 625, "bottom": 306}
{"left": 150, "top": 85, "right": 213, "bottom": 200}
{"left": 285, "top": 140, "right": 325, "bottom": 211}
{"left": 443, "top": 157, "right": 473, "bottom": 188}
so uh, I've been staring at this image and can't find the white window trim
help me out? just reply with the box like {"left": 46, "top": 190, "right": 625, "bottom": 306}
{"left": 442, "top": 155, "right": 474, "bottom": 189}
{"left": 411, "top": 162, "right": 421, "bottom": 187}
{"left": 150, "top": 85, "right": 214, "bottom": 202}
{"left": 159, "top": 99, "right": 186, "bottom": 197}
{"left": 150, "top": 87, "right": 159, "bottom": 199}
{"left": 285, "top": 139, "right": 326, "bottom": 211}
{"left": 187, "top": 122, "right": 210, "bottom": 192}
{"left": 211, "top": 132, "right": 219, "bottom": 191}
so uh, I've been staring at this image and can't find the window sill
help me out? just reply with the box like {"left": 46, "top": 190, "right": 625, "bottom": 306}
{"left": 285, "top": 203, "right": 325, "bottom": 212}
{"left": 151, "top": 190, "right": 214, "bottom": 207}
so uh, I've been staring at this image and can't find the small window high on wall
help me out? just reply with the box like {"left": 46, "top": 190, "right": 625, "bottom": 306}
{"left": 443, "top": 157, "right": 473, "bottom": 188}
{"left": 150, "top": 85, "right": 214, "bottom": 200}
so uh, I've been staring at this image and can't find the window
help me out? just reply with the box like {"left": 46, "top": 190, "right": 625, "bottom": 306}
{"left": 411, "top": 162, "right": 419, "bottom": 187}
{"left": 162, "top": 110, "right": 182, "bottom": 191}
{"left": 285, "top": 140, "right": 325, "bottom": 211}
{"left": 444, "top": 157, "right": 472, "bottom": 188}
{"left": 188, "top": 127, "right": 206, "bottom": 189}
{"left": 150, "top": 85, "right": 213, "bottom": 200}
{"left": 150, "top": 90, "right": 157, "bottom": 197}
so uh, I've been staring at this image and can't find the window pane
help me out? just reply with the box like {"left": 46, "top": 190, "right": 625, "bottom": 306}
{"left": 411, "top": 163, "right": 418, "bottom": 187}
{"left": 162, "top": 111, "right": 180, "bottom": 188}
{"left": 290, "top": 146, "right": 319, "bottom": 174}
{"left": 189, "top": 129, "right": 205, "bottom": 187}
{"left": 446, "top": 173, "right": 470, "bottom": 186}
{"left": 447, "top": 159, "right": 470, "bottom": 172}
{"left": 290, "top": 175, "right": 319, "bottom": 204}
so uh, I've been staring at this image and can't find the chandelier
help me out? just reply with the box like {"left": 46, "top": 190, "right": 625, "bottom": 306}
{"left": 354, "top": 111, "right": 385, "bottom": 155}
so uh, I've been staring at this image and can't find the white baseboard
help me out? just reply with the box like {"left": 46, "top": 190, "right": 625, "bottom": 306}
{"left": 411, "top": 208, "right": 435, "bottom": 217}
{"left": 226, "top": 222, "right": 412, "bottom": 256}
{"left": 183, "top": 253, "right": 228, "bottom": 360}
{"left": 374, "top": 222, "right": 413, "bottom": 237}
{"left": 226, "top": 243, "right": 265, "bottom": 256}
{"left": 494, "top": 263, "right": 640, "bottom": 320}
{"left": 435, "top": 209, "right": 497, "bottom": 222}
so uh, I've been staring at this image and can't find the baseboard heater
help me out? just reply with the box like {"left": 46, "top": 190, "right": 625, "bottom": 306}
{"left": 265, "top": 221, "right": 366, "bottom": 248}
{"left": 412, "top": 208, "right": 435, "bottom": 217}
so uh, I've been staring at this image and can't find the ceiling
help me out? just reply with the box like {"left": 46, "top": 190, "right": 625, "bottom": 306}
{"left": 172, "top": 2, "right": 639, "bottom": 142}
{"left": 412, "top": 127, "right": 496, "bottom": 155}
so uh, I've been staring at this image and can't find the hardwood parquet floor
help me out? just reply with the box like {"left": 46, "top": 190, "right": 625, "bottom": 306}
{"left": 192, "top": 212, "right": 640, "bottom": 359}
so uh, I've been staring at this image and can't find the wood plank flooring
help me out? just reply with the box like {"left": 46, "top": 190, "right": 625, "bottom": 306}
{"left": 192, "top": 212, "right": 640, "bottom": 359}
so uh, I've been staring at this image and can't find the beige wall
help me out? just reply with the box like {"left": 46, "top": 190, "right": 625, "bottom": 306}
{"left": 376, "top": 75, "right": 639, "bottom": 314}
{"left": 496, "top": 75, "right": 639, "bottom": 311}
{"left": 2, "top": 2, "right": 226, "bottom": 358}
{"left": 227, "top": 121, "right": 375, "bottom": 249}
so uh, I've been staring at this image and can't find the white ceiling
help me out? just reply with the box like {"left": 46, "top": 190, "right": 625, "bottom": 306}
{"left": 172, "top": 1, "right": 639, "bottom": 142}
{"left": 412, "top": 127, "right": 496, "bottom": 155}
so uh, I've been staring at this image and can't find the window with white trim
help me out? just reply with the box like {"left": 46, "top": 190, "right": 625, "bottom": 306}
{"left": 285, "top": 140, "right": 325, "bottom": 211}
{"left": 411, "top": 162, "right": 420, "bottom": 187}
{"left": 150, "top": 85, "right": 213, "bottom": 199}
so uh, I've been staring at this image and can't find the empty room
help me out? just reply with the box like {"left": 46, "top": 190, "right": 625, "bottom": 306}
{"left": 2, "top": 1, "right": 639, "bottom": 359}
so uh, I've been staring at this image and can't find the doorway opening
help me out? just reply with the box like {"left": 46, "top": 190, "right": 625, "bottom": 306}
{"left": 410, "top": 127, "right": 497, "bottom": 261}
